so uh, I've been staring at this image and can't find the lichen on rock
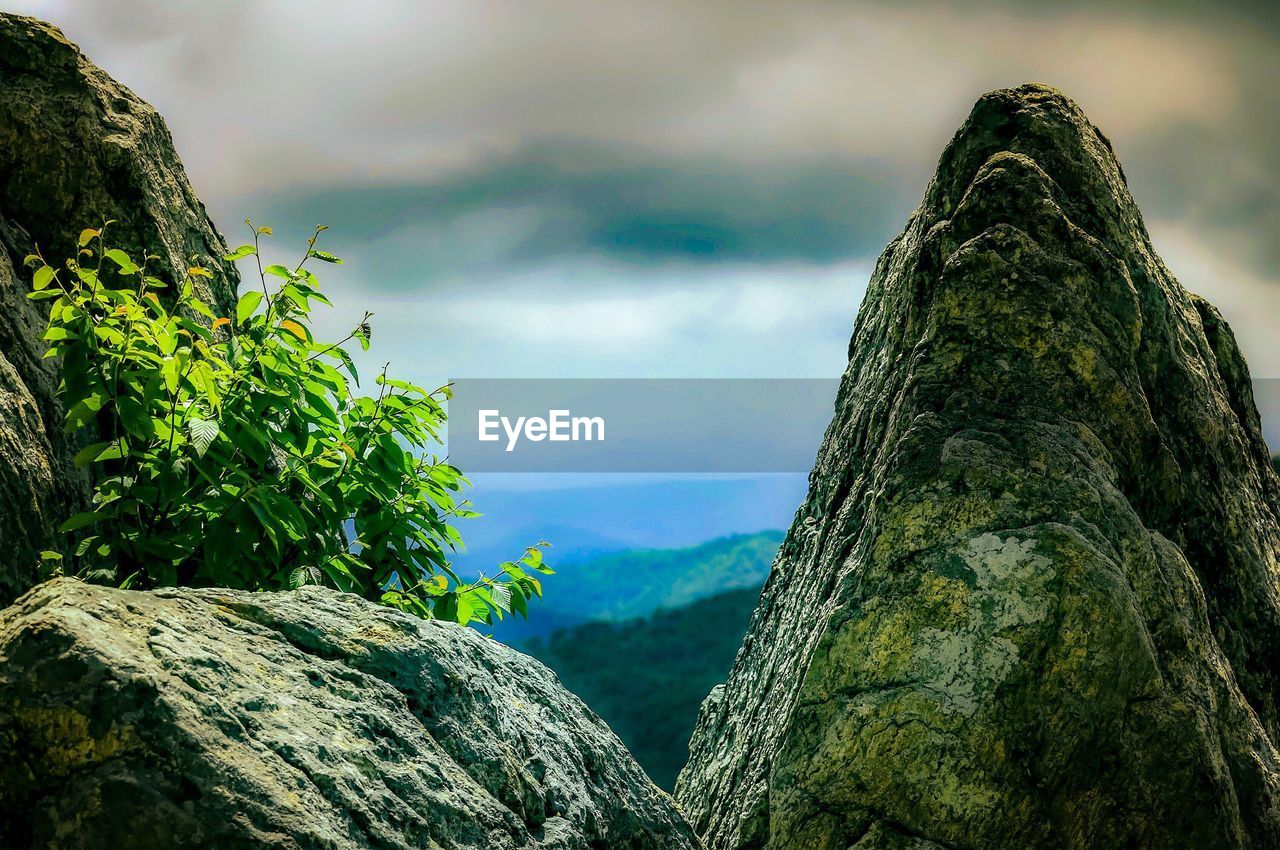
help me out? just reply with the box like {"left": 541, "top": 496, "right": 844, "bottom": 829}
{"left": 0, "top": 580, "right": 702, "bottom": 850}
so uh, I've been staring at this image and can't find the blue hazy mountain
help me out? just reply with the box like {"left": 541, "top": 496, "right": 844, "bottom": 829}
{"left": 451, "top": 474, "right": 806, "bottom": 575}
{"left": 480, "top": 529, "right": 784, "bottom": 644}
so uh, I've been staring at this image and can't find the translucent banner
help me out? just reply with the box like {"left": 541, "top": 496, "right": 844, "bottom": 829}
{"left": 448, "top": 378, "right": 1280, "bottom": 473}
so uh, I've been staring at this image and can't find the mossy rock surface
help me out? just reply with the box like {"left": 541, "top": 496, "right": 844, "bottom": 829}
{"left": 0, "top": 579, "right": 701, "bottom": 849}
{"left": 676, "top": 84, "right": 1280, "bottom": 849}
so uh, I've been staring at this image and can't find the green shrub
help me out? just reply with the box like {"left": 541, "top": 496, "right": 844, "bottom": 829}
{"left": 27, "top": 221, "right": 549, "bottom": 626}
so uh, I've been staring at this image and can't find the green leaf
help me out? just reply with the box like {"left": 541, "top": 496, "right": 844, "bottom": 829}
{"left": 186, "top": 417, "right": 219, "bottom": 458}
{"left": 42, "top": 327, "right": 78, "bottom": 342}
{"left": 73, "top": 441, "right": 113, "bottom": 467}
{"left": 510, "top": 584, "right": 528, "bottom": 618}
{"left": 77, "top": 228, "right": 100, "bottom": 247}
{"left": 32, "top": 266, "right": 55, "bottom": 291}
{"left": 453, "top": 592, "right": 478, "bottom": 625}
{"left": 161, "top": 357, "right": 181, "bottom": 393}
{"left": 289, "top": 564, "right": 321, "bottom": 588}
{"left": 353, "top": 322, "right": 371, "bottom": 351}
{"left": 488, "top": 582, "right": 512, "bottom": 612}
{"left": 224, "top": 244, "right": 256, "bottom": 261}
{"left": 65, "top": 392, "right": 107, "bottom": 432}
{"left": 308, "top": 250, "right": 343, "bottom": 264}
{"left": 94, "top": 442, "right": 129, "bottom": 463}
{"left": 117, "top": 396, "right": 155, "bottom": 439}
{"left": 72, "top": 440, "right": 131, "bottom": 466}
{"left": 59, "top": 511, "right": 105, "bottom": 533}
{"left": 246, "top": 496, "right": 280, "bottom": 553}
{"left": 103, "top": 248, "right": 140, "bottom": 275}
{"left": 188, "top": 298, "right": 216, "bottom": 320}
{"left": 473, "top": 586, "right": 503, "bottom": 621}
{"left": 236, "top": 290, "right": 263, "bottom": 324}
{"left": 334, "top": 348, "right": 360, "bottom": 384}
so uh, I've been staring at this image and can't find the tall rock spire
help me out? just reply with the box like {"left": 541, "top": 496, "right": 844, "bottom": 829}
{"left": 677, "top": 83, "right": 1280, "bottom": 849}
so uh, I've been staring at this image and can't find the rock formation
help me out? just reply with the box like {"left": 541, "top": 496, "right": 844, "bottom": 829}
{"left": 0, "top": 579, "right": 701, "bottom": 849}
{"left": 677, "top": 84, "right": 1280, "bottom": 848}
{"left": 0, "top": 13, "right": 239, "bottom": 604}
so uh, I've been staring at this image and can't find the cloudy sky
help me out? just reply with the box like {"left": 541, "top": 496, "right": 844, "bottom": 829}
{"left": 7, "top": 0, "right": 1276, "bottom": 565}
{"left": 9, "top": 0, "right": 1279, "bottom": 388}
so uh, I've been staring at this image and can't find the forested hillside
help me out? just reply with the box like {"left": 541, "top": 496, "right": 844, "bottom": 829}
{"left": 526, "top": 585, "right": 763, "bottom": 790}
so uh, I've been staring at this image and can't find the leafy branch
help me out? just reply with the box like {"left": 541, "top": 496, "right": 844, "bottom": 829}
{"left": 28, "top": 224, "right": 547, "bottom": 627}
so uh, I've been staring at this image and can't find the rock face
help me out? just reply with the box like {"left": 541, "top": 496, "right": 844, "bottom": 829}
{"left": 677, "top": 84, "right": 1280, "bottom": 849}
{"left": 0, "top": 579, "right": 701, "bottom": 849}
{"left": 0, "top": 14, "right": 239, "bottom": 604}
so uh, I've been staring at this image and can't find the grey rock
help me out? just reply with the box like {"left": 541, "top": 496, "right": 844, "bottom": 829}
{"left": 676, "top": 84, "right": 1280, "bottom": 849}
{"left": 0, "top": 579, "right": 701, "bottom": 849}
{"left": 0, "top": 13, "right": 239, "bottom": 603}
{"left": 0, "top": 249, "right": 60, "bottom": 607}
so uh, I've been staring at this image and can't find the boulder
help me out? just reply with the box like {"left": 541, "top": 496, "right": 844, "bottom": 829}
{"left": 0, "top": 13, "right": 239, "bottom": 603}
{"left": 0, "top": 579, "right": 701, "bottom": 849}
{"left": 676, "top": 84, "right": 1280, "bottom": 849}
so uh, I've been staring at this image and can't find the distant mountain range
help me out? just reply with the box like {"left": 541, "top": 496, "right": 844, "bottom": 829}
{"left": 448, "top": 475, "right": 806, "bottom": 572}
{"left": 524, "top": 584, "right": 764, "bottom": 791}
{"left": 480, "top": 529, "right": 783, "bottom": 643}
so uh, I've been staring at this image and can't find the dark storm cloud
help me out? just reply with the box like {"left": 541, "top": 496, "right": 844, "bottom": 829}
{"left": 7, "top": 0, "right": 1278, "bottom": 380}
{"left": 247, "top": 145, "right": 913, "bottom": 283}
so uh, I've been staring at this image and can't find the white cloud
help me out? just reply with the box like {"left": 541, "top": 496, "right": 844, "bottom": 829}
{"left": 297, "top": 258, "right": 868, "bottom": 386}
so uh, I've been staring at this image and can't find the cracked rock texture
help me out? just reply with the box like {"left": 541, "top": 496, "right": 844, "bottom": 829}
{"left": 0, "top": 14, "right": 238, "bottom": 604}
{"left": 676, "top": 84, "right": 1280, "bottom": 849}
{"left": 0, "top": 579, "right": 701, "bottom": 849}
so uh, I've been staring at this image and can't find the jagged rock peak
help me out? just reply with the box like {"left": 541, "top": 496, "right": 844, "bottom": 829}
{"left": 927, "top": 83, "right": 1132, "bottom": 221}
{"left": 676, "top": 83, "right": 1280, "bottom": 849}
